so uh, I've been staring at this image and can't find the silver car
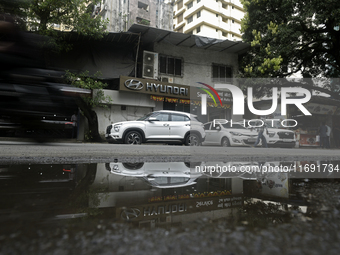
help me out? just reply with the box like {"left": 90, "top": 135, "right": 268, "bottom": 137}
{"left": 202, "top": 121, "right": 257, "bottom": 147}
{"left": 105, "top": 110, "right": 205, "bottom": 146}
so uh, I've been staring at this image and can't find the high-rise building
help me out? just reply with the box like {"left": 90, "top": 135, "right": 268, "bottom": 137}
{"left": 92, "top": 0, "right": 174, "bottom": 32}
{"left": 172, "top": 0, "right": 244, "bottom": 41}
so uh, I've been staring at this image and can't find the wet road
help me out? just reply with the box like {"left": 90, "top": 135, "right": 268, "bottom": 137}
{"left": 1, "top": 141, "right": 340, "bottom": 254}
{"left": 1, "top": 140, "right": 340, "bottom": 164}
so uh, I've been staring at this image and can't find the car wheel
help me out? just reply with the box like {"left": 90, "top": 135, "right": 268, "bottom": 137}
{"left": 221, "top": 137, "right": 230, "bottom": 147}
{"left": 125, "top": 131, "right": 142, "bottom": 145}
{"left": 186, "top": 133, "right": 200, "bottom": 146}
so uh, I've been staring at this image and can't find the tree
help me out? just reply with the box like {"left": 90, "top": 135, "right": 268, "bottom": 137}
{"left": 66, "top": 71, "right": 111, "bottom": 142}
{"left": 1, "top": 0, "right": 108, "bottom": 51}
{"left": 0, "top": 0, "right": 29, "bottom": 30}
{"left": 239, "top": 0, "right": 340, "bottom": 99}
{"left": 24, "top": 1, "right": 110, "bottom": 141}
{"left": 34, "top": 0, "right": 107, "bottom": 51}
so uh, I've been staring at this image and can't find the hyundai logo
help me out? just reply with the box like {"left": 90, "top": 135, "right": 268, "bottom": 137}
{"left": 124, "top": 79, "right": 144, "bottom": 90}
{"left": 121, "top": 208, "right": 141, "bottom": 220}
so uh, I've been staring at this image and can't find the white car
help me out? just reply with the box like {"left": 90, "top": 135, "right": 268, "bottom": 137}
{"left": 248, "top": 120, "right": 296, "bottom": 148}
{"left": 105, "top": 162, "right": 202, "bottom": 188}
{"left": 105, "top": 110, "right": 205, "bottom": 146}
{"left": 202, "top": 121, "right": 257, "bottom": 147}
{"left": 202, "top": 120, "right": 296, "bottom": 148}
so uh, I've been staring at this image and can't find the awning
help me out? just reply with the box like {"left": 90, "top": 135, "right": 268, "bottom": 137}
{"left": 128, "top": 24, "right": 250, "bottom": 54}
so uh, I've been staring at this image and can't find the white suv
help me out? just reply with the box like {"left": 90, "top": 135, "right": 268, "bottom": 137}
{"left": 105, "top": 162, "right": 202, "bottom": 188}
{"left": 105, "top": 110, "right": 205, "bottom": 146}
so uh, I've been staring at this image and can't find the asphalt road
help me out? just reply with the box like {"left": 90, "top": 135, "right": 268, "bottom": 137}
{"left": 1, "top": 139, "right": 340, "bottom": 163}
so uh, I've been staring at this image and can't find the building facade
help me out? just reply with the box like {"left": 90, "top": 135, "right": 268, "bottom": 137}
{"left": 92, "top": 0, "right": 174, "bottom": 32}
{"left": 47, "top": 25, "right": 249, "bottom": 140}
{"left": 94, "top": 24, "right": 249, "bottom": 137}
{"left": 172, "top": 0, "right": 244, "bottom": 41}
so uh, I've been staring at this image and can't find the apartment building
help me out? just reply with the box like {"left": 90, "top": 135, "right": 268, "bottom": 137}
{"left": 92, "top": 0, "right": 174, "bottom": 32}
{"left": 172, "top": 0, "right": 244, "bottom": 41}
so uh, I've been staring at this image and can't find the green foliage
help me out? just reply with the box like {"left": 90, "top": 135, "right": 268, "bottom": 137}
{"left": 240, "top": 0, "right": 340, "bottom": 79}
{"left": 9, "top": 0, "right": 109, "bottom": 51}
{"left": 65, "top": 70, "right": 112, "bottom": 108}
{"left": 0, "top": 0, "right": 29, "bottom": 30}
{"left": 70, "top": 187, "right": 109, "bottom": 217}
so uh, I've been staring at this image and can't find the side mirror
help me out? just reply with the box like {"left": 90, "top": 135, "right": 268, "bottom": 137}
{"left": 148, "top": 117, "right": 159, "bottom": 122}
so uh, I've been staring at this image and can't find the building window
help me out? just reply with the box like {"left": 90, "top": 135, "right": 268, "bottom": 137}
{"left": 138, "top": 1, "right": 149, "bottom": 11}
{"left": 159, "top": 55, "right": 183, "bottom": 76}
{"left": 178, "top": 0, "right": 183, "bottom": 10}
{"left": 222, "top": 32, "right": 227, "bottom": 37}
{"left": 197, "top": 0, "right": 201, "bottom": 3}
{"left": 232, "top": 19, "right": 235, "bottom": 23}
{"left": 216, "top": 14, "right": 218, "bottom": 17}
{"left": 187, "top": 1, "right": 193, "bottom": 9}
{"left": 197, "top": 10, "right": 201, "bottom": 18}
{"left": 222, "top": 17, "right": 228, "bottom": 23}
{"left": 136, "top": 17, "right": 150, "bottom": 26}
{"left": 187, "top": 15, "right": 193, "bottom": 24}
{"left": 212, "top": 64, "right": 232, "bottom": 83}
{"left": 178, "top": 13, "right": 183, "bottom": 23}
{"left": 197, "top": 26, "right": 201, "bottom": 33}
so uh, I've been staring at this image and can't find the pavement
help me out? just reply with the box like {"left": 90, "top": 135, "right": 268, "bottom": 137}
{"left": 1, "top": 138, "right": 340, "bottom": 164}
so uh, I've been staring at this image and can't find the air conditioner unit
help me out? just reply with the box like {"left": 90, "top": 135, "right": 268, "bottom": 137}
{"left": 93, "top": 4, "right": 100, "bottom": 16}
{"left": 160, "top": 76, "right": 174, "bottom": 83}
{"left": 142, "top": 51, "right": 158, "bottom": 79}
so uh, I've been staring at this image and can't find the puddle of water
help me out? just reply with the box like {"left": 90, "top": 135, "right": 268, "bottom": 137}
{"left": 1, "top": 160, "right": 339, "bottom": 231}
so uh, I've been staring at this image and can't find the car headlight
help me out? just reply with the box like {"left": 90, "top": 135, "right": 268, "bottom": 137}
{"left": 268, "top": 131, "right": 275, "bottom": 137}
{"left": 114, "top": 124, "right": 122, "bottom": 132}
{"left": 110, "top": 164, "right": 120, "bottom": 173}
{"left": 230, "top": 132, "right": 242, "bottom": 136}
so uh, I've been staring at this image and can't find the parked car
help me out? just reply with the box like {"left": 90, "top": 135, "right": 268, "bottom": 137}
{"left": 247, "top": 120, "right": 296, "bottom": 148}
{"left": 105, "top": 110, "right": 205, "bottom": 146}
{"left": 202, "top": 121, "right": 257, "bottom": 147}
{"left": 105, "top": 162, "right": 202, "bottom": 188}
{"left": 202, "top": 120, "right": 296, "bottom": 148}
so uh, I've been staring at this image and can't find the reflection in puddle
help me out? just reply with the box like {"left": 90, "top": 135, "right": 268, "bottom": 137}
{"left": 0, "top": 160, "right": 339, "bottom": 230}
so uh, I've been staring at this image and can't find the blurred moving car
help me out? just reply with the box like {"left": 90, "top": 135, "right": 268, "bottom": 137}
{"left": 105, "top": 110, "right": 206, "bottom": 146}
{"left": 0, "top": 14, "right": 90, "bottom": 139}
{"left": 0, "top": 68, "right": 90, "bottom": 138}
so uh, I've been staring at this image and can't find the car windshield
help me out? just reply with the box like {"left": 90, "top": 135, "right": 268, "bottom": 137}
{"left": 136, "top": 112, "right": 154, "bottom": 121}
{"left": 222, "top": 123, "right": 247, "bottom": 129}
{"left": 255, "top": 120, "right": 289, "bottom": 129}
